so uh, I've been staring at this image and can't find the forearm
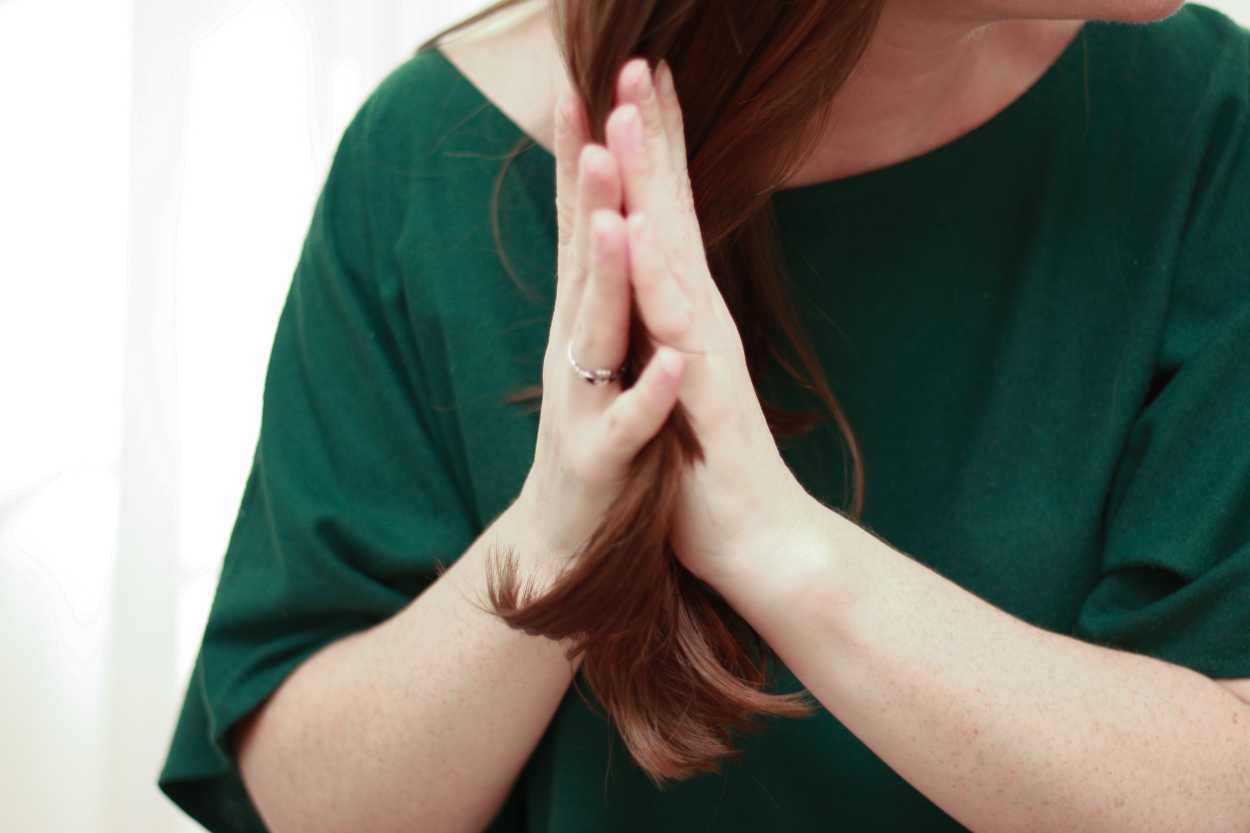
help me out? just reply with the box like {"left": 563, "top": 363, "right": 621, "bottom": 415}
{"left": 235, "top": 502, "right": 581, "bottom": 833}
{"left": 716, "top": 499, "right": 1250, "bottom": 833}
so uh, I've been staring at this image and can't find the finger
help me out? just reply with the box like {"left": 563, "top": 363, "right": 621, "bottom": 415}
{"left": 594, "top": 346, "right": 685, "bottom": 467}
{"left": 654, "top": 60, "right": 694, "bottom": 215}
{"left": 554, "top": 91, "right": 588, "bottom": 250}
{"left": 553, "top": 143, "right": 623, "bottom": 342}
{"left": 606, "top": 62, "right": 703, "bottom": 297}
{"left": 569, "top": 208, "right": 632, "bottom": 387}
{"left": 552, "top": 90, "right": 589, "bottom": 336}
{"left": 625, "top": 211, "right": 695, "bottom": 348}
{"left": 608, "top": 59, "right": 671, "bottom": 209}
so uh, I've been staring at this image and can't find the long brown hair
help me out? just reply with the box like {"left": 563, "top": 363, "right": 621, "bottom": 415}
{"left": 418, "top": 0, "right": 881, "bottom": 785}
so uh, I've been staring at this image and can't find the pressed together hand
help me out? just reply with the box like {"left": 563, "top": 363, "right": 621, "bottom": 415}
{"left": 515, "top": 57, "right": 821, "bottom": 594}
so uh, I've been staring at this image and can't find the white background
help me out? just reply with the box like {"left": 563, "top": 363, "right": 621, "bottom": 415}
{"left": 1, "top": 1, "right": 1247, "bottom": 831}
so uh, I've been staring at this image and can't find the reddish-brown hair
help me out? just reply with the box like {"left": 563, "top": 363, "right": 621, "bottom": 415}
{"left": 418, "top": 0, "right": 881, "bottom": 785}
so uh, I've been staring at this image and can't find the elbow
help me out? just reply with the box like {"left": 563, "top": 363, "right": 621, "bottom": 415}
{"left": 234, "top": 698, "right": 349, "bottom": 833}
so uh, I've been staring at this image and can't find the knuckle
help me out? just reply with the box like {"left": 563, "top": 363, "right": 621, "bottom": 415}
{"left": 589, "top": 210, "right": 616, "bottom": 255}
{"left": 672, "top": 176, "right": 690, "bottom": 213}
{"left": 599, "top": 406, "right": 632, "bottom": 454}
{"left": 643, "top": 112, "right": 666, "bottom": 143}
{"left": 575, "top": 331, "right": 597, "bottom": 362}
{"left": 670, "top": 103, "right": 686, "bottom": 133}
{"left": 630, "top": 248, "right": 660, "bottom": 289}
{"left": 571, "top": 325, "right": 600, "bottom": 365}
{"left": 652, "top": 317, "right": 689, "bottom": 344}
{"left": 659, "top": 244, "right": 686, "bottom": 286}
{"left": 577, "top": 144, "right": 601, "bottom": 183}
{"left": 671, "top": 125, "right": 688, "bottom": 158}
{"left": 627, "top": 147, "right": 653, "bottom": 176}
{"left": 570, "top": 441, "right": 608, "bottom": 488}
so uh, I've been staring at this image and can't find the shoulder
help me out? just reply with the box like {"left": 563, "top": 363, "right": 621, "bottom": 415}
{"left": 313, "top": 3, "right": 567, "bottom": 269}
{"left": 1085, "top": 4, "right": 1248, "bottom": 135}
{"left": 351, "top": 4, "right": 565, "bottom": 173}
{"left": 1097, "top": 2, "right": 1249, "bottom": 73}
{"left": 434, "top": 5, "right": 568, "bottom": 154}
{"left": 1126, "top": 4, "right": 1250, "bottom": 233}
{"left": 1077, "top": 5, "right": 1249, "bottom": 242}
{"left": 348, "top": 47, "right": 488, "bottom": 172}
{"left": 1103, "top": 5, "right": 1250, "bottom": 371}
{"left": 1147, "top": 1, "right": 1249, "bottom": 64}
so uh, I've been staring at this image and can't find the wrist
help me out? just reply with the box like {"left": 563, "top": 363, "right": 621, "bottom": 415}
{"left": 486, "top": 494, "right": 587, "bottom": 670}
{"left": 488, "top": 497, "right": 567, "bottom": 590}
{"left": 709, "top": 492, "right": 850, "bottom": 623}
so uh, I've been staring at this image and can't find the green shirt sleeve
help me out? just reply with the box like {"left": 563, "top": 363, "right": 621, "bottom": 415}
{"left": 1072, "top": 37, "right": 1250, "bottom": 679}
{"left": 156, "top": 70, "right": 523, "bottom": 831}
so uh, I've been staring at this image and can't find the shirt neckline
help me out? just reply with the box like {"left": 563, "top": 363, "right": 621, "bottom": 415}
{"left": 775, "top": 21, "right": 1093, "bottom": 205}
{"left": 428, "top": 20, "right": 1092, "bottom": 203}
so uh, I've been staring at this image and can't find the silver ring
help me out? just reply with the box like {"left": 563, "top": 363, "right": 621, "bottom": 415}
{"left": 567, "top": 340, "right": 628, "bottom": 385}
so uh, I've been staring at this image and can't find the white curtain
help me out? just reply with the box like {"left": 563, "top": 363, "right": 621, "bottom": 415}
{"left": 0, "top": 2, "right": 487, "bottom": 831}
{"left": 1, "top": 1, "right": 1247, "bottom": 832}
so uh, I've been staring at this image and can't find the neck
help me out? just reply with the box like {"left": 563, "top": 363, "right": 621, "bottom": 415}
{"left": 784, "top": 12, "right": 1085, "bottom": 186}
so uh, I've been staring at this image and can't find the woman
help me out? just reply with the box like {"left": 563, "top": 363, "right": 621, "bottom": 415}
{"left": 158, "top": 1, "right": 1250, "bottom": 831}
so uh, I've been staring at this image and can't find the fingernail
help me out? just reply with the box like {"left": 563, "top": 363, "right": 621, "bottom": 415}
{"left": 635, "top": 60, "right": 654, "bottom": 101}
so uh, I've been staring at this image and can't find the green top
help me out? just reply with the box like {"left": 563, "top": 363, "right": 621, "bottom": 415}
{"left": 159, "top": 6, "right": 1250, "bottom": 831}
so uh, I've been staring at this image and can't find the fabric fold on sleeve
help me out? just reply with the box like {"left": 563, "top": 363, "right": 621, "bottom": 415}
{"left": 1072, "top": 51, "right": 1250, "bottom": 679}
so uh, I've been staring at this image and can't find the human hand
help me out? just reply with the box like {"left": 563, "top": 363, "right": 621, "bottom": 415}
{"left": 510, "top": 82, "right": 689, "bottom": 582}
{"left": 601, "top": 57, "right": 822, "bottom": 591}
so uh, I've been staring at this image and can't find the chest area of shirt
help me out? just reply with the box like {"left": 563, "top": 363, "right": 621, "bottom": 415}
{"left": 404, "top": 168, "right": 1170, "bottom": 629}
